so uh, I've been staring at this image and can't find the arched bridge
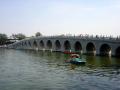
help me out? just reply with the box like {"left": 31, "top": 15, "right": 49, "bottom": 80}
{"left": 8, "top": 36, "right": 120, "bottom": 57}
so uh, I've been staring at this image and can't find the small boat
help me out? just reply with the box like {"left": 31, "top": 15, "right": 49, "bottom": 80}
{"left": 70, "top": 58, "right": 86, "bottom": 65}
{"left": 65, "top": 54, "right": 86, "bottom": 65}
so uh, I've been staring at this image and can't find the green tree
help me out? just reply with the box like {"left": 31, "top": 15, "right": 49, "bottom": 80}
{"left": 35, "top": 32, "right": 42, "bottom": 37}
{"left": 0, "top": 33, "right": 8, "bottom": 45}
{"left": 12, "top": 33, "right": 26, "bottom": 40}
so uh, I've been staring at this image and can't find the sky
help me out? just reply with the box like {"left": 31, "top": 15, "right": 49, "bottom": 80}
{"left": 0, "top": 0, "right": 120, "bottom": 37}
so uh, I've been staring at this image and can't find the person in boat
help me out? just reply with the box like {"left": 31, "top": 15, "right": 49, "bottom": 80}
{"left": 70, "top": 54, "right": 81, "bottom": 62}
{"left": 70, "top": 54, "right": 80, "bottom": 58}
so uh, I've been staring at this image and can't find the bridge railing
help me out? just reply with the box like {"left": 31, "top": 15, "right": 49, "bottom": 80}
{"left": 40, "top": 34, "right": 120, "bottom": 42}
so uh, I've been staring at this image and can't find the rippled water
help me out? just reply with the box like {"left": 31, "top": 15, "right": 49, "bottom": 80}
{"left": 0, "top": 49, "right": 120, "bottom": 90}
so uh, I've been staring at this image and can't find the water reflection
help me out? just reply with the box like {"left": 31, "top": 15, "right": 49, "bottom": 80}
{"left": 6, "top": 49, "right": 120, "bottom": 77}
{"left": 0, "top": 49, "right": 120, "bottom": 90}
{"left": 21, "top": 50, "right": 120, "bottom": 69}
{"left": 95, "top": 56, "right": 112, "bottom": 67}
{"left": 85, "top": 55, "right": 96, "bottom": 68}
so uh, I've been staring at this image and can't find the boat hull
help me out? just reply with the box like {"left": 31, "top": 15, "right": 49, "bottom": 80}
{"left": 70, "top": 60, "right": 86, "bottom": 65}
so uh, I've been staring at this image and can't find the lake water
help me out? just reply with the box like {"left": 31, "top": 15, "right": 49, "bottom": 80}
{"left": 0, "top": 49, "right": 120, "bottom": 90}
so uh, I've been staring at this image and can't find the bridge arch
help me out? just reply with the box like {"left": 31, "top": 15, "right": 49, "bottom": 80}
{"left": 55, "top": 40, "right": 61, "bottom": 50}
{"left": 74, "top": 41, "right": 82, "bottom": 53}
{"left": 86, "top": 42, "right": 96, "bottom": 55}
{"left": 115, "top": 46, "right": 120, "bottom": 57}
{"left": 33, "top": 40, "right": 38, "bottom": 48}
{"left": 28, "top": 41, "right": 31, "bottom": 47}
{"left": 24, "top": 42, "right": 27, "bottom": 46}
{"left": 46, "top": 40, "right": 52, "bottom": 49}
{"left": 39, "top": 40, "right": 44, "bottom": 48}
{"left": 19, "top": 43, "right": 22, "bottom": 47}
{"left": 64, "top": 40, "right": 71, "bottom": 51}
{"left": 100, "top": 44, "right": 111, "bottom": 56}
{"left": 22, "top": 42, "right": 24, "bottom": 46}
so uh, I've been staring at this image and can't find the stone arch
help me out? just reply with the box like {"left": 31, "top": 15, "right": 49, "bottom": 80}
{"left": 55, "top": 40, "right": 61, "bottom": 50}
{"left": 28, "top": 41, "right": 31, "bottom": 47}
{"left": 39, "top": 40, "right": 44, "bottom": 48}
{"left": 33, "top": 40, "right": 38, "bottom": 48}
{"left": 47, "top": 40, "right": 52, "bottom": 49}
{"left": 100, "top": 44, "right": 111, "bottom": 56}
{"left": 64, "top": 40, "right": 71, "bottom": 51}
{"left": 115, "top": 46, "right": 120, "bottom": 57}
{"left": 86, "top": 42, "right": 96, "bottom": 55}
{"left": 74, "top": 41, "right": 82, "bottom": 53}
{"left": 24, "top": 41, "right": 27, "bottom": 46}
{"left": 22, "top": 42, "right": 24, "bottom": 46}
{"left": 19, "top": 43, "right": 22, "bottom": 47}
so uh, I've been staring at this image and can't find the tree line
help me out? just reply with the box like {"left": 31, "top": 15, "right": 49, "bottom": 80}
{"left": 0, "top": 32, "right": 42, "bottom": 45}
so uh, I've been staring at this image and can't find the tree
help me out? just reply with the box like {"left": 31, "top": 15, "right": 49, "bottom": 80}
{"left": 0, "top": 33, "right": 8, "bottom": 45}
{"left": 12, "top": 33, "right": 26, "bottom": 40}
{"left": 35, "top": 32, "right": 42, "bottom": 37}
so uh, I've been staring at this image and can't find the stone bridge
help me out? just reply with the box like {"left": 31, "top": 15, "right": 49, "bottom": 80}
{"left": 8, "top": 36, "right": 120, "bottom": 57}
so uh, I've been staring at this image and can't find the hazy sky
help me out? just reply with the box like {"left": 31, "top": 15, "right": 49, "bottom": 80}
{"left": 0, "top": 0, "right": 120, "bottom": 36}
